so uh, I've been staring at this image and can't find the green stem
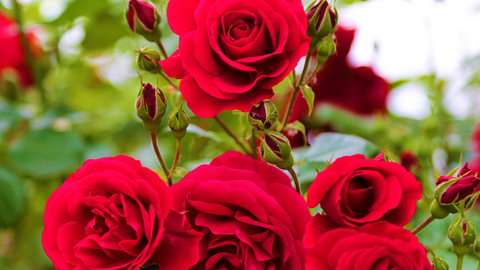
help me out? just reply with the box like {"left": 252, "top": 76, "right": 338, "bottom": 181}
{"left": 214, "top": 115, "right": 252, "bottom": 156}
{"left": 250, "top": 129, "right": 257, "bottom": 159}
{"left": 168, "top": 139, "right": 182, "bottom": 178}
{"left": 155, "top": 41, "right": 168, "bottom": 59}
{"left": 158, "top": 69, "right": 179, "bottom": 90}
{"left": 457, "top": 254, "right": 464, "bottom": 270}
{"left": 288, "top": 168, "right": 301, "bottom": 194}
{"left": 476, "top": 259, "right": 480, "bottom": 270}
{"left": 12, "top": 0, "right": 47, "bottom": 108}
{"left": 412, "top": 216, "right": 435, "bottom": 235}
{"left": 150, "top": 132, "right": 172, "bottom": 186}
{"left": 281, "top": 47, "right": 314, "bottom": 132}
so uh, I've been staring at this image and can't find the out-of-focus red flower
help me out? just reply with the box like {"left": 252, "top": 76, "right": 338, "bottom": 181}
{"left": 400, "top": 150, "right": 420, "bottom": 172}
{"left": 0, "top": 12, "right": 41, "bottom": 88}
{"left": 289, "top": 26, "right": 390, "bottom": 122}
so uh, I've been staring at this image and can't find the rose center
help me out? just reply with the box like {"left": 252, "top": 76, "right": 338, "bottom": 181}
{"left": 346, "top": 177, "right": 374, "bottom": 216}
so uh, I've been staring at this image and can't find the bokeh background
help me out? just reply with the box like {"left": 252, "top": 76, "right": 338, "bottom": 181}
{"left": 0, "top": 0, "right": 480, "bottom": 269}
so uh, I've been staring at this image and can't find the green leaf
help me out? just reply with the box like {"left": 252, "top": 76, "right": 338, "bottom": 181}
{"left": 171, "top": 167, "right": 188, "bottom": 178}
{"left": 82, "top": 14, "right": 131, "bottom": 51}
{"left": 10, "top": 130, "right": 84, "bottom": 178}
{"left": 52, "top": 0, "right": 109, "bottom": 24}
{"left": 0, "top": 167, "right": 23, "bottom": 228}
{"left": 0, "top": 103, "right": 23, "bottom": 139}
{"left": 300, "top": 85, "right": 315, "bottom": 117}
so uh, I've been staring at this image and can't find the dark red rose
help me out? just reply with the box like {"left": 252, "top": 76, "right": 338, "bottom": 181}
{"left": 303, "top": 215, "right": 433, "bottom": 270}
{"left": 42, "top": 155, "right": 202, "bottom": 270}
{"left": 400, "top": 150, "right": 420, "bottom": 172}
{"left": 306, "top": 154, "right": 422, "bottom": 227}
{"left": 288, "top": 26, "right": 389, "bottom": 122}
{"left": 160, "top": 0, "right": 311, "bottom": 117}
{"left": 170, "top": 151, "right": 311, "bottom": 269}
{"left": 127, "top": 0, "right": 156, "bottom": 32}
{"left": 0, "top": 12, "right": 41, "bottom": 88}
{"left": 435, "top": 163, "right": 480, "bottom": 204}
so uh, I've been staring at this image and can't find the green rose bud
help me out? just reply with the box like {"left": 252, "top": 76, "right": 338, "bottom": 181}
{"left": 248, "top": 100, "right": 278, "bottom": 130}
{"left": 315, "top": 34, "right": 336, "bottom": 65}
{"left": 432, "top": 254, "right": 449, "bottom": 270}
{"left": 448, "top": 215, "right": 477, "bottom": 256}
{"left": 430, "top": 199, "right": 450, "bottom": 220}
{"left": 260, "top": 131, "right": 294, "bottom": 170}
{"left": 167, "top": 105, "right": 189, "bottom": 139}
{"left": 136, "top": 83, "right": 167, "bottom": 132}
{"left": 474, "top": 236, "right": 480, "bottom": 257}
{"left": 306, "top": 0, "right": 338, "bottom": 46}
{"left": 136, "top": 46, "right": 161, "bottom": 73}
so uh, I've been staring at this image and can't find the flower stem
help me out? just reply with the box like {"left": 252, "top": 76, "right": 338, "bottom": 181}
{"left": 281, "top": 48, "right": 314, "bottom": 132}
{"left": 150, "top": 132, "right": 172, "bottom": 186}
{"left": 158, "top": 69, "right": 179, "bottom": 90}
{"left": 214, "top": 115, "right": 252, "bottom": 156}
{"left": 250, "top": 129, "right": 257, "bottom": 160}
{"left": 168, "top": 139, "right": 182, "bottom": 178}
{"left": 456, "top": 254, "right": 464, "bottom": 270}
{"left": 12, "top": 0, "right": 47, "bottom": 109}
{"left": 412, "top": 216, "right": 435, "bottom": 235}
{"left": 288, "top": 168, "right": 302, "bottom": 194}
{"left": 155, "top": 40, "right": 168, "bottom": 59}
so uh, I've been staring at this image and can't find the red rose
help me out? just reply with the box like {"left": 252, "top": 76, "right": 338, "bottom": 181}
{"left": 160, "top": 0, "right": 311, "bottom": 117}
{"left": 303, "top": 215, "right": 433, "bottom": 270}
{"left": 0, "top": 12, "right": 41, "bottom": 87}
{"left": 307, "top": 154, "right": 422, "bottom": 227}
{"left": 170, "top": 151, "right": 311, "bottom": 269}
{"left": 42, "top": 155, "right": 202, "bottom": 270}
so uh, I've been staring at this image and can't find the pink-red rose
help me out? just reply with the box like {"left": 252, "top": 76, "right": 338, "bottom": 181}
{"left": 0, "top": 12, "right": 41, "bottom": 88}
{"left": 160, "top": 0, "right": 311, "bottom": 117}
{"left": 307, "top": 154, "right": 422, "bottom": 227}
{"left": 42, "top": 155, "right": 202, "bottom": 270}
{"left": 171, "top": 151, "right": 311, "bottom": 269}
{"left": 303, "top": 215, "right": 433, "bottom": 270}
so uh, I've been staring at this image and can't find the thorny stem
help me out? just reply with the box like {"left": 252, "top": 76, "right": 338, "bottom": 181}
{"left": 168, "top": 139, "right": 182, "bottom": 178}
{"left": 158, "top": 69, "right": 179, "bottom": 90}
{"left": 288, "top": 168, "right": 302, "bottom": 194}
{"left": 150, "top": 132, "right": 172, "bottom": 186}
{"left": 281, "top": 47, "right": 314, "bottom": 132}
{"left": 412, "top": 216, "right": 435, "bottom": 235}
{"left": 214, "top": 115, "right": 252, "bottom": 156}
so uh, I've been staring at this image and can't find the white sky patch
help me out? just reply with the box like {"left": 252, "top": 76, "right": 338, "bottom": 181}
{"left": 387, "top": 82, "right": 431, "bottom": 120}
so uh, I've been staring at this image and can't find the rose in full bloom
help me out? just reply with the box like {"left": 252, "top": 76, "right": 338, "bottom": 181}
{"left": 288, "top": 26, "right": 389, "bottom": 122}
{"left": 160, "top": 0, "right": 311, "bottom": 117}
{"left": 303, "top": 215, "right": 433, "bottom": 270}
{"left": 42, "top": 155, "right": 202, "bottom": 270}
{"left": 0, "top": 12, "right": 41, "bottom": 87}
{"left": 307, "top": 154, "right": 422, "bottom": 227}
{"left": 170, "top": 151, "right": 311, "bottom": 269}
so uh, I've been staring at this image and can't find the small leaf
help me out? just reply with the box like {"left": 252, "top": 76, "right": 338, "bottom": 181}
{"left": 152, "top": 169, "right": 168, "bottom": 184}
{"left": 171, "top": 167, "right": 188, "bottom": 178}
{"left": 300, "top": 85, "right": 315, "bottom": 117}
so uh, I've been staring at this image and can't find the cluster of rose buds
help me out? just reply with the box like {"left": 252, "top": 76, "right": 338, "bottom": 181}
{"left": 306, "top": 0, "right": 338, "bottom": 64}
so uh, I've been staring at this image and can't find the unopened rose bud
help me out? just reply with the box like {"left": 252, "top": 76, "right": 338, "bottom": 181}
{"left": 400, "top": 150, "right": 420, "bottom": 172}
{"left": 248, "top": 100, "right": 278, "bottom": 130}
{"left": 260, "top": 131, "right": 294, "bottom": 170}
{"left": 136, "top": 46, "right": 161, "bottom": 73}
{"left": 434, "top": 163, "right": 480, "bottom": 213}
{"left": 430, "top": 199, "right": 449, "bottom": 220}
{"left": 136, "top": 83, "right": 167, "bottom": 132}
{"left": 126, "top": 0, "right": 162, "bottom": 42}
{"left": 283, "top": 120, "right": 307, "bottom": 148}
{"left": 315, "top": 34, "right": 336, "bottom": 64}
{"left": 167, "top": 105, "right": 189, "bottom": 139}
{"left": 448, "top": 215, "right": 477, "bottom": 256}
{"left": 306, "top": 0, "right": 337, "bottom": 47}
{"left": 432, "top": 254, "right": 449, "bottom": 270}
{"left": 474, "top": 236, "right": 480, "bottom": 257}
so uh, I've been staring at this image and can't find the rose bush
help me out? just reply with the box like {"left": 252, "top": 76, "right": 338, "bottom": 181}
{"left": 303, "top": 215, "right": 433, "bottom": 270}
{"left": 160, "top": 0, "right": 311, "bottom": 117}
{"left": 0, "top": 11, "right": 41, "bottom": 88}
{"left": 307, "top": 154, "right": 422, "bottom": 227}
{"left": 170, "top": 151, "right": 311, "bottom": 269}
{"left": 42, "top": 155, "right": 202, "bottom": 270}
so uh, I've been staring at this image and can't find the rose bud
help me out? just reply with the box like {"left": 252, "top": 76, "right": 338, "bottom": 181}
{"left": 434, "top": 163, "right": 480, "bottom": 213}
{"left": 315, "top": 34, "right": 336, "bottom": 64}
{"left": 126, "top": 0, "right": 162, "bottom": 42}
{"left": 474, "top": 236, "right": 480, "bottom": 257}
{"left": 432, "top": 253, "right": 449, "bottom": 270}
{"left": 283, "top": 120, "right": 307, "bottom": 148}
{"left": 136, "top": 83, "right": 167, "bottom": 132}
{"left": 167, "top": 104, "right": 189, "bottom": 139}
{"left": 136, "top": 46, "right": 161, "bottom": 73}
{"left": 448, "top": 215, "right": 477, "bottom": 256}
{"left": 259, "top": 130, "right": 294, "bottom": 170}
{"left": 248, "top": 100, "right": 278, "bottom": 130}
{"left": 430, "top": 199, "right": 449, "bottom": 220}
{"left": 306, "top": 0, "right": 337, "bottom": 47}
{"left": 401, "top": 150, "right": 420, "bottom": 172}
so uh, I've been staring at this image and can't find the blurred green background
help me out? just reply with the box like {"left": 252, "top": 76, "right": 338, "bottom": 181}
{"left": 0, "top": 0, "right": 480, "bottom": 269}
